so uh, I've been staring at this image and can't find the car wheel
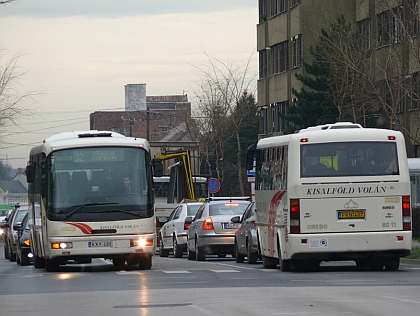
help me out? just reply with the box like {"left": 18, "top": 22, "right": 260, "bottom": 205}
{"left": 195, "top": 240, "right": 206, "bottom": 261}
{"left": 187, "top": 243, "right": 196, "bottom": 260}
{"left": 173, "top": 238, "right": 183, "bottom": 258}
{"left": 235, "top": 241, "right": 245, "bottom": 263}
{"left": 138, "top": 256, "right": 152, "bottom": 270}
{"left": 159, "top": 237, "right": 169, "bottom": 257}
{"left": 16, "top": 249, "right": 21, "bottom": 265}
{"left": 4, "top": 241, "right": 9, "bottom": 259}
{"left": 8, "top": 242, "right": 16, "bottom": 262}
{"left": 247, "top": 241, "right": 259, "bottom": 264}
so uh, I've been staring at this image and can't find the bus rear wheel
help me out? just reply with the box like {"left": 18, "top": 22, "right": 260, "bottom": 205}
{"left": 384, "top": 257, "right": 400, "bottom": 271}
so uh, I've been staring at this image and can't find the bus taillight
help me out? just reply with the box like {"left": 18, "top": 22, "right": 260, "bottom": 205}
{"left": 290, "top": 199, "right": 300, "bottom": 233}
{"left": 402, "top": 195, "right": 411, "bottom": 231}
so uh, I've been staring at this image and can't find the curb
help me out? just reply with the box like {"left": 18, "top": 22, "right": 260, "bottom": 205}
{"left": 401, "top": 258, "right": 420, "bottom": 265}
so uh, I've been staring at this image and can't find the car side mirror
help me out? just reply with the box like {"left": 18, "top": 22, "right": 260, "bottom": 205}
{"left": 13, "top": 224, "right": 22, "bottom": 231}
{"left": 231, "top": 216, "right": 241, "bottom": 224}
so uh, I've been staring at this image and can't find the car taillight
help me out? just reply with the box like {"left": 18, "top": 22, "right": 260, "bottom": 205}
{"left": 290, "top": 199, "right": 300, "bottom": 234}
{"left": 202, "top": 217, "right": 214, "bottom": 230}
{"left": 402, "top": 195, "right": 411, "bottom": 231}
{"left": 184, "top": 223, "right": 191, "bottom": 230}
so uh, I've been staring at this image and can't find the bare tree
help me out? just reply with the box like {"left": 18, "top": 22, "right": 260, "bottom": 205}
{"left": 0, "top": 52, "right": 36, "bottom": 139}
{"left": 192, "top": 52, "right": 257, "bottom": 195}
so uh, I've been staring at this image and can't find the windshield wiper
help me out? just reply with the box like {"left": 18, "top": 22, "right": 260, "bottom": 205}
{"left": 63, "top": 202, "right": 119, "bottom": 220}
{"left": 89, "top": 209, "right": 147, "bottom": 217}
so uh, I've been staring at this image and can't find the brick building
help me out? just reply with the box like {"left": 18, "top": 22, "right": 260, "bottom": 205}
{"left": 90, "top": 94, "right": 193, "bottom": 142}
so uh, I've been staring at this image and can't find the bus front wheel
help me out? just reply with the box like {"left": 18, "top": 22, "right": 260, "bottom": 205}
{"left": 138, "top": 256, "right": 152, "bottom": 270}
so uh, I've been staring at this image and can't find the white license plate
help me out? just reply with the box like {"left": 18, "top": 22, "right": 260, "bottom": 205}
{"left": 223, "top": 223, "right": 239, "bottom": 229}
{"left": 88, "top": 241, "right": 113, "bottom": 248}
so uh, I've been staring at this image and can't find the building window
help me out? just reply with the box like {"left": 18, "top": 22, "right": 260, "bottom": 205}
{"left": 160, "top": 126, "right": 168, "bottom": 133}
{"left": 377, "top": 7, "right": 404, "bottom": 46}
{"left": 292, "top": 35, "right": 302, "bottom": 68}
{"left": 259, "top": 49, "right": 268, "bottom": 79}
{"left": 291, "top": 0, "right": 301, "bottom": 7}
{"left": 259, "top": 0, "right": 267, "bottom": 22}
{"left": 270, "top": 0, "right": 287, "bottom": 17}
{"left": 259, "top": 107, "right": 268, "bottom": 135}
{"left": 273, "top": 41, "right": 288, "bottom": 73}
{"left": 412, "top": 72, "right": 420, "bottom": 110}
{"left": 272, "top": 102, "right": 288, "bottom": 133}
{"left": 356, "top": 18, "right": 372, "bottom": 50}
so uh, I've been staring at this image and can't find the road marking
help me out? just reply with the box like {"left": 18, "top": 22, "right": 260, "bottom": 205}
{"left": 211, "top": 269, "right": 240, "bottom": 273}
{"left": 162, "top": 270, "right": 191, "bottom": 274}
{"left": 116, "top": 271, "right": 142, "bottom": 275}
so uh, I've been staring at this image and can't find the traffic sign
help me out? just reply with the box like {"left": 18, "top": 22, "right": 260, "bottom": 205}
{"left": 208, "top": 178, "right": 220, "bottom": 194}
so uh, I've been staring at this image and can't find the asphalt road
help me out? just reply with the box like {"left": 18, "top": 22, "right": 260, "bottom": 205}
{"left": 1, "top": 245, "right": 420, "bottom": 316}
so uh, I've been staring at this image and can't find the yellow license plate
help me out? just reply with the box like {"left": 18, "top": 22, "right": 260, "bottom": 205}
{"left": 337, "top": 210, "right": 365, "bottom": 219}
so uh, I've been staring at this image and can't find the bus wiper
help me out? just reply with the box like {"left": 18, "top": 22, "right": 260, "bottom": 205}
{"left": 63, "top": 202, "right": 119, "bottom": 220}
{"left": 90, "top": 209, "right": 146, "bottom": 217}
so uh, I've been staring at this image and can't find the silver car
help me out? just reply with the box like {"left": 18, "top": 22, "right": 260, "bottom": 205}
{"left": 159, "top": 202, "right": 203, "bottom": 258}
{"left": 186, "top": 197, "right": 251, "bottom": 261}
{"left": 5, "top": 205, "right": 29, "bottom": 262}
{"left": 231, "top": 202, "right": 259, "bottom": 264}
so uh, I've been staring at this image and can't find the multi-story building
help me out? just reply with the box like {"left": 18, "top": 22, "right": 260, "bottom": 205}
{"left": 257, "top": 0, "right": 420, "bottom": 156}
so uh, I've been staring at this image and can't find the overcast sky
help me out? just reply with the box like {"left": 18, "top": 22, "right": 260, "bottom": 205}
{"left": 0, "top": 0, "right": 257, "bottom": 168}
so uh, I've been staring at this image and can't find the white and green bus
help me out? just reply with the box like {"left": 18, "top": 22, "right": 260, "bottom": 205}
{"left": 248, "top": 122, "right": 412, "bottom": 271}
{"left": 26, "top": 131, "right": 156, "bottom": 271}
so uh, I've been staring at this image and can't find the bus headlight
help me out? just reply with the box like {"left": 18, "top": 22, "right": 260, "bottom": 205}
{"left": 51, "top": 242, "right": 73, "bottom": 249}
{"left": 130, "top": 238, "right": 154, "bottom": 248}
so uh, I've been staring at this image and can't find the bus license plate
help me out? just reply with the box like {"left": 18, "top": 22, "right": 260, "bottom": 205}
{"left": 88, "top": 241, "right": 113, "bottom": 248}
{"left": 337, "top": 210, "right": 366, "bottom": 219}
{"left": 223, "top": 223, "right": 239, "bottom": 229}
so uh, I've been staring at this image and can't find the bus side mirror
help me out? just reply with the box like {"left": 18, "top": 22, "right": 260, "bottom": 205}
{"left": 26, "top": 164, "right": 35, "bottom": 183}
{"left": 152, "top": 159, "right": 163, "bottom": 177}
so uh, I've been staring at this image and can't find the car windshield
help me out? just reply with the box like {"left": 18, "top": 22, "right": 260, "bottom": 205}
{"left": 209, "top": 202, "right": 249, "bottom": 216}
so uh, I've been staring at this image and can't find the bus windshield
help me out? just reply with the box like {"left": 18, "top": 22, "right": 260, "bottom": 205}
{"left": 300, "top": 141, "right": 399, "bottom": 178}
{"left": 47, "top": 147, "right": 154, "bottom": 222}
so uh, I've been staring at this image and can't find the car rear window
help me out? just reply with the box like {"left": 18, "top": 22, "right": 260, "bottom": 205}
{"left": 187, "top": 204, "right": 201, "bottom": 216}
{"left": 209, "top": 202, "right": 249, "bottom": 216}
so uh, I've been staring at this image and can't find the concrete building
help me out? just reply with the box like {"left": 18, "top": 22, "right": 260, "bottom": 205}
{"left": 257, "top": 0, "right": 420, "bottom": 156}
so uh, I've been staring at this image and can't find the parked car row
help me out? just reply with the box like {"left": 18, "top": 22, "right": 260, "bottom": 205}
{"left": 1, "top": 204, "right": 33, "bottom": 266}
{"left": 159, "top": 197, "right": 260, "bottom": 263}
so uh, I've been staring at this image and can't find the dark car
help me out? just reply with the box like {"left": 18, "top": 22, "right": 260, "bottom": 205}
{"left": 16, "top": 213, "right": 33, "bottom": 266}
{"left": 231, "top": 202, "right": 260, "bottom": 264}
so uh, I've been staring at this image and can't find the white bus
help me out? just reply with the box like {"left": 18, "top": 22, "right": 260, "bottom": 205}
{"left": 26, "top": 131, "right": 156, "bottom": 271}
{"left": 248, "top": 122, "right": 412, "bottom": 271}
